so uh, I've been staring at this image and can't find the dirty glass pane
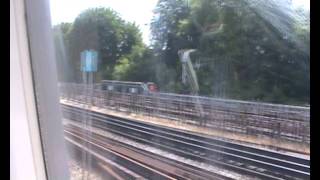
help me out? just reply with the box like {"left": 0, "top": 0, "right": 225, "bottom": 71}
{"left": 50, "top": 0, "right": 309, "bottom": 179}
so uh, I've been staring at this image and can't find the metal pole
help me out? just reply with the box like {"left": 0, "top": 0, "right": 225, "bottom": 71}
{"left": 87, "top": 72, "right": 93, "bottom": 177}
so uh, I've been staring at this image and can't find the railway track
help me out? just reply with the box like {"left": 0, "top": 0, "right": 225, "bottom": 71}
{"left": 59, "top": 83, "right": 310, "bottom": 143}
{"left": 64, "top": 124, "right": 230, "bottom": 180}
{"left": 62, "top": 104, "right": 310, "bottom": 180}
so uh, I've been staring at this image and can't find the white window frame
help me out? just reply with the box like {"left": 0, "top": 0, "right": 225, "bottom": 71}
{"left": 10, "top": 0, "right": 70, "bottom": 179}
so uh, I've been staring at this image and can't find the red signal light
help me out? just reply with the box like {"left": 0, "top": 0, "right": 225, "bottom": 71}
{"left": 148, "top": 84, "right": 157, "bottom": 92}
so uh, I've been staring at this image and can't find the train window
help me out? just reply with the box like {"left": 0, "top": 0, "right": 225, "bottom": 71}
{"left": 129, "top": 88, "right": 138, "bottom": 93}
{"left": 20, "top": 0, "right": 310, "bottom": 179}
{"left": 107, "top": 85, "right": 114, "bottom": 91}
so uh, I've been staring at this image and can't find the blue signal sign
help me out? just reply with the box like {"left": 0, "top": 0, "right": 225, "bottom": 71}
{"left": 81, "top": 50, "right": 98, "bottom": 72}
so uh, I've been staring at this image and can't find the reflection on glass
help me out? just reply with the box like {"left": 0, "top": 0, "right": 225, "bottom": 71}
{"left": 51, "top": 0, "right": 309, "bottom": 179}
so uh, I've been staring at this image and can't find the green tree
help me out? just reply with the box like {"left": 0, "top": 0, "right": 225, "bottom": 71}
{"left": 113, "top": 47, "right": 157, "bottom": 82}
{"left": 151, "top": 0, "right": 309, "bottom": 105}
{"left": 151, "top": 0, "right": 194, "bottom": 67}
{"left": 66, "top": 7, "right": 144, "bottom": 82}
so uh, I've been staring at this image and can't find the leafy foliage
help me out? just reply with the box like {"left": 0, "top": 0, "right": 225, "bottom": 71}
{"left": 150, "top": 0, "right": 309, "bottom": 105}
{"left": 53, "top": 1, "right": 309, "bottom": 105}
{"left": 54, "top": 8, "right": 145, "bottom": 82}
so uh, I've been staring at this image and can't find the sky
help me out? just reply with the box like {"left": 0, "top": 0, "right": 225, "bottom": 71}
{"left": 49, "top": 0, "right": 309, "bottom": 45}
{"left": 291, "top": 0, "right": 310, "bottom": 10}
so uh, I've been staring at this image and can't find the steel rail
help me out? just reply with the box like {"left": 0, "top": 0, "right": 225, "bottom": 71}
{"left": 64, "top": 126, "right": 231, "bottom": 180}
{"left": 59, "top": 84, "right": 309, "bottom": 143}
{"left": 62, "top": 105, "right": 309, "bottom": 179}
{"left": 65, "top": 129, "right": 176, "bottom": 179}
